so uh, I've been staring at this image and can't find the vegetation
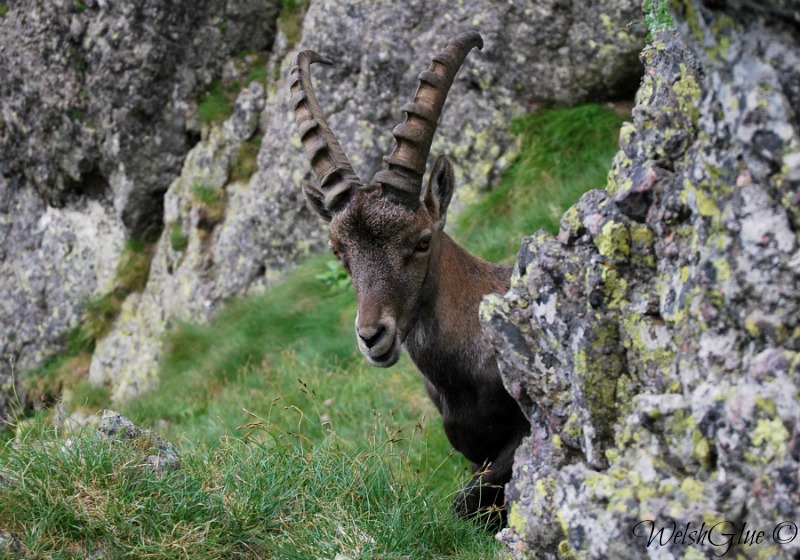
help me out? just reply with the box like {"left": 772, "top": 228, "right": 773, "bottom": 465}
{"left": 190, "top": 181, "right": 227, "bottom": 224}
{"left": 454, "top": 104, "right": 625, "bottom": 263}
{"left": 169, "top": 221, "right": 190, "bottom": 252}
{"left": 231, "top": 136, "right": 262, "bottom": 182}
{"left": 279, "top": 0, "right": 310, "bottom": 50}
{"left": 23, "top": 239, "right": 153, "bottom": 407}
{"left": 4, "top": 104, "right": 625, "bottom": 558}
{"left": 643, "top": 0, "right": 675, "bottom": 38}
{"left": 197, "top": 52, "right": 270, "bottom": 126}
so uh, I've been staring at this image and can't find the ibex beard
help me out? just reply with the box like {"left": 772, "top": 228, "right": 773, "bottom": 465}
{"left": 290, "top": 30, "right": 531, "bottom": 528}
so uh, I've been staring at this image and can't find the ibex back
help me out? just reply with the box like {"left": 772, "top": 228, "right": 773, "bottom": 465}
{"left": 289, "top": 31, "right": 530, "bottom": 526}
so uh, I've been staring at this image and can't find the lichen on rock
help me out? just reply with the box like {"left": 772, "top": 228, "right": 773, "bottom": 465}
{"left": 483, "top": 2, "right": 800, "bottom": 558}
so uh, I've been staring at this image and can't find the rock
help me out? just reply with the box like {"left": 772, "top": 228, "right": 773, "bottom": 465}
{"left": 85, "top": 0, "right": 647, "bottom": 402}
{"left": 0, "top": 0, "right": 279, "bottom": 414}
{"left": 97, "top": 409, "right": 179, "bottom": 472}
{"left": 482, "top": 2, "right": 800, "bottom": 558}
{"left": 1, "top": 1, "right": 644, "bottom": 407}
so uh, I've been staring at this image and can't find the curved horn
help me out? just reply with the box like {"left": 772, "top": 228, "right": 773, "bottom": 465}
{"left": 372, "top": 30, "right": 483, "bottom": 200}
{"left": 289, "top": 51, "right": 363, "bottom": 210}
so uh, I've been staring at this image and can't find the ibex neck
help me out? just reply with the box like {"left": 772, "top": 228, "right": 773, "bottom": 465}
{"left": 405, "top": 233, "right": 511, "bottom": 384}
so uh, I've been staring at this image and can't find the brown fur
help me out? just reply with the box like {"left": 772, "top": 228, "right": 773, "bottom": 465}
{"left": 318, "top": 163, "right": 530, "bottom": 527}
{"left": 292, "top": 33, "right": 529, "bottom": 527}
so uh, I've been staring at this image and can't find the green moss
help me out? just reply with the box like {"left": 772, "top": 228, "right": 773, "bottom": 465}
{"left": 679, "top": 477, "right": 705, "bottom": 502}
{"left": 197, "top": 52, "right": 270, "bottom": 126}
{"left": 198, "top": 80, "right": 232, "bottom": 125}
{"left": 673, "top": 68, "right": 702, "bottom": 126}
{"left": 601, "top": 265, "right": 629, "bottom": 308}
{"left": 0, "top": 4, "right": 8, "bottom": 17}
{"left": 630, "top": 222, "right": 656, "bottom": 267}
{"left": 692, "top": 428, "right": 713, "bottom": 467}
{"left": 190, "top": 182, "right": 226, "bottom": 222}
{"left": 507, "top": 502, "right": 528, "bottom": 536}
{"left": 622, "top": 312, "right": 675, "bottom": 377}
{"left": 558, "top": 539, "right": 578, "bottom": 560}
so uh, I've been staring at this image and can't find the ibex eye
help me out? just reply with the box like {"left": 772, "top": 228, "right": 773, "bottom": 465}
{"left": 416, "top": 238, "right": 431, "bottom": 252}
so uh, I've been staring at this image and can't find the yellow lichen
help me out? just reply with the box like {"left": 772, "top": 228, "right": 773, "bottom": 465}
{"left": 594, "top": 221, "right": 631, "bottom": 260}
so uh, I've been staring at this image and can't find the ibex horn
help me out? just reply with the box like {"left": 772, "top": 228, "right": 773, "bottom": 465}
{"left": 372, "top": 30, "right": 483, "bottom": 201}
{"left": 289, "top": 50, "right": 363, "bottom": 210}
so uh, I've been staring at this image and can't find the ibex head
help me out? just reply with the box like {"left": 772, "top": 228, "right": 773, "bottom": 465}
{"left": 290, "top": 31, "right": 483, "bottom": 367}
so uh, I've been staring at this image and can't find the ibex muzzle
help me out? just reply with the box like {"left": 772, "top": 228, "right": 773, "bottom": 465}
{"left": 290, "top": 31, "right": 530, "bottom": 527}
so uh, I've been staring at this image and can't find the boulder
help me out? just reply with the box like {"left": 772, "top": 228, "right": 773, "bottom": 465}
{"left": 483, "top": 2, "right": 800, "bottom": 557}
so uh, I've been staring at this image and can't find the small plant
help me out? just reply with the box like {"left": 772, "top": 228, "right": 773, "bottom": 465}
{"left": 190, "top": 182, "right": 226, "bottom": 225}
{"left": 315, "top": 258, "right": 352, "bottom": 291}
{"left": 279, "top": 0, "right": 310, "bottom": 49}
{"left": 169, "top": 222, "right": 189, "bottom": 252}
{"left": 74, "top": 0, "right": 87, "bottom": 11}
{"left": 67, "top": 107, "right": 85, "bottom": 122}
{"left": 0, "top": 4, "right": 9, "bottom": 17}
{"left": 231, "top": 136, "right": 262, "bottom": 182}
{"left": 643, "top": 0, "right": 675, "bottom": 38}
{"left": 197, "top": 80, "right": 232, "bottom": 125}
{"left": 196, "top": 52, "right": 270, "bottom": 126}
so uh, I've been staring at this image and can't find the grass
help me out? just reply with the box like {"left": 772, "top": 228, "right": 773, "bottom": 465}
{"left": 3, "top": 103, "right": 625, "bottom": 558}
{"left": 22, "top": 239, "right": 153, "bottom": 406}
{"left": 169, "top": 221, "right": 190, "bottom": 252}
{"left": 231, "top": 136, "right": 262, "bottom": 182}
{"left": 197, "top": 52, "right": 270, "bottom": 126}
{"left": 279, "top": 0, "right": 310, "bottom": 50}
{"left": 0, "top": 417, "right": 497, "bottom": 559}
{"left": 454, "top": 104, "right": 625, "bottom": 263}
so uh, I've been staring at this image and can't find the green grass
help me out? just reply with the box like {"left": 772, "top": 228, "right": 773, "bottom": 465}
{"left": 0, "top": 418, "right": 498, "bottom": 559}
{"left": 279, "top": 0, "right": 310, "bottom": 50}
{"left": 168, "top": 221, "right": 190, "bottom": 252}
{"left": 454, "top": 104, "right": 624, "bottom": 263}
{"left": 22, "top": 239, "right": 153, "bottom": 406}
{"left": 197, "top": 53, "right": 270, "bottom": 126}
{"left": 3, "top": 103, "right": 626, "bottom": 558}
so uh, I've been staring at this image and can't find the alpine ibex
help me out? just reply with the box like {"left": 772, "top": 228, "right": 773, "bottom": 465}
{"left": 289, "top": 31, "right": 530, "bottom": 525}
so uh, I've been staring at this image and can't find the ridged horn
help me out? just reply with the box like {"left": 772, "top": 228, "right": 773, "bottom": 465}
{"left": 372, "top": 30, "right": 483, "bottom": 200}
{"left": 289, "top": 50, "right": 363, "bottom": 210}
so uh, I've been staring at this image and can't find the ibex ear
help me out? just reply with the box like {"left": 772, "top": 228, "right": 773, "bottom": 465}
{"left": 423, "top": 154, "right": 455, "bottom": 227}
{"left": 302, "top": 182, "right": 333, "bottom": 222}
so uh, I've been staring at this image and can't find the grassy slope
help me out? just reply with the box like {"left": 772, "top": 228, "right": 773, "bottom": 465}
{"left": 1, "top": 104, "right": 624, "bottom": 559}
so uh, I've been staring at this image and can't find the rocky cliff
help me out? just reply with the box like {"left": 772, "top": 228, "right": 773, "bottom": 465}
{"left": 0, "top": 0, "right": 280, "bottom": 418}
{"left": 1, "top": 0, "right": 646, "bottom": 412}
{"left": 482, "top": 1, "right": 800, "bottom": 558}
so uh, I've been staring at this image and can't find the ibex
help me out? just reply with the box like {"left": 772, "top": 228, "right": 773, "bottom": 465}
{"left": 289, "top": 31, "right": 530, "bottom": 525}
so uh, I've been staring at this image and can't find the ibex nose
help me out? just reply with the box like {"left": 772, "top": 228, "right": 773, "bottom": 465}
{"left": 357, "top": 324, "right": 386, "bottom": 349}
{"left": 355, "top": 313, "right": 399, "bottom": 366}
